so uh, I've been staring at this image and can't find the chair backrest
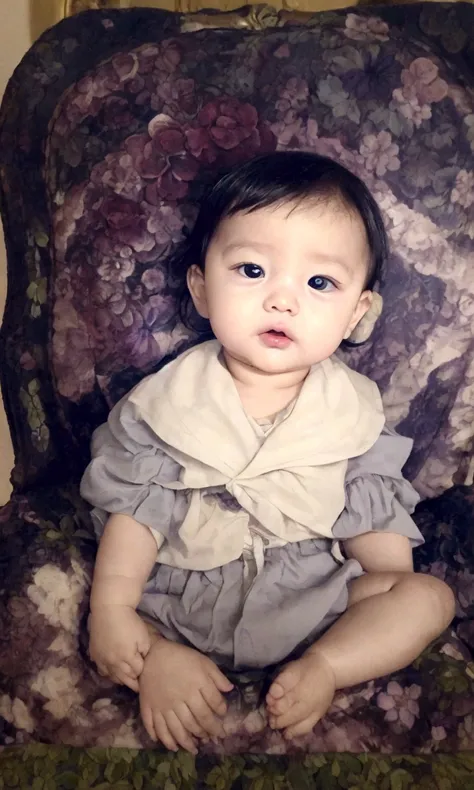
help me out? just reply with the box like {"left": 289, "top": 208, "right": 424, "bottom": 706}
{"left": 1, "top": 3, "right": 473, "bottom": 497}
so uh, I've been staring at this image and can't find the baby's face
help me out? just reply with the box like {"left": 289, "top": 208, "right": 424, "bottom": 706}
{"left": 188, "top": 199, "right": 373, "bottom": 376}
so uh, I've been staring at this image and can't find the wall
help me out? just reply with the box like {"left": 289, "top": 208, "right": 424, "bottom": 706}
{"left": 0, "top": 0, "right": 32, "bottom": 503}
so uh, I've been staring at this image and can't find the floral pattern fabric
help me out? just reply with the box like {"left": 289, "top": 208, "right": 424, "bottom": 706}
{"left": 0, "top": 2, "right": 474, "bottom": 782}
{"left": 0, "top": 484, "right": 474, "bottom": 760}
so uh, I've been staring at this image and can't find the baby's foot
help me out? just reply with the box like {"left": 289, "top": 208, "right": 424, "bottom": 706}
{"left": 139, "top": 638, "right": 233, "bottom": 754}
{"left": 266, "top": 649, "right": 336, "bottom": 739}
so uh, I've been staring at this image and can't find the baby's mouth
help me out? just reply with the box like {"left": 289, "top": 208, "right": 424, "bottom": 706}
{"left": 259, "top": 328, "right": 293, "bottom": 349}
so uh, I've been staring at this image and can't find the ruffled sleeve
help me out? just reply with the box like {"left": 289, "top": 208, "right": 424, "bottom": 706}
{"left": 332, "top": 427, "right": 424, "bottom": 547}
{"left": 80, "top": 395, "right": 186, "bottom": 544}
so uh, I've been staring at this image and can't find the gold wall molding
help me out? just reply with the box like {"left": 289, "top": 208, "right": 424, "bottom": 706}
{"left": 30, "top": 0, "right": 463, "bottom": 44}
{"left": 31, "top": 0, "right": 359, "bottom": 42}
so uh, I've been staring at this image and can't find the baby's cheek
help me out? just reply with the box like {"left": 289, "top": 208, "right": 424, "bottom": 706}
{"left": 304, "top": 318, "right": 348, "bottom": 359}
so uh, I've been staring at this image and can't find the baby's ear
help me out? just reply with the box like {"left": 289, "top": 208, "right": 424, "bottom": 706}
{"left": 187, "top": 265, "right": 209, "bottom": 318}
{"left": 346, "top": 292, "right": 383, "bottom": 345}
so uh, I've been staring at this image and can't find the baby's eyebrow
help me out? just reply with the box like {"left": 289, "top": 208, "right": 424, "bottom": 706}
{"left": 222, "top": 242, "right": 359, "bottom": 277}
{"left": 305, "top": 252, "right": 354, "bottom": 274}
{"left": 222, "top": 241, "right": 273, "bottom": 254}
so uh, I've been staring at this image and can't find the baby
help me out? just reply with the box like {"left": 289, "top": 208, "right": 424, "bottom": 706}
{"left": 81, "top": 151, "right": 455, "bottom": 754}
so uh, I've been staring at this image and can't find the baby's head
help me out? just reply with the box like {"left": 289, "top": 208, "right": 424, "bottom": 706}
{"left": 180, "top": 151, "right": 388, "bottom": 376}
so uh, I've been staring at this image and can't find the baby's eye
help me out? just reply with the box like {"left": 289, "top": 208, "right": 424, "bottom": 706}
{"left": 238, "top": 263, "right": 265, "bottom": 279}
{"left": 308, "top": 276, "right": 335, "bottom": 292}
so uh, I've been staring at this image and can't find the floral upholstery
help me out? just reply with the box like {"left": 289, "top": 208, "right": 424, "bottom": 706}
{"left": 1, "top": 2, "right": 474, "bottom": 781}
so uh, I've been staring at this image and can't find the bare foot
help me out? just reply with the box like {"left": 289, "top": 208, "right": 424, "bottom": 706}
{"left": 139, "top": 638, "right": 233, "bottom": 753}
{"left": 266, "top": 649, "right": 336, "bottom": 738}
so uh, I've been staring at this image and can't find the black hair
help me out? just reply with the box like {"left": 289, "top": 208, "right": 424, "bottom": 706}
{"left": 171, "top": 151, "right": 389, "bottom": 330}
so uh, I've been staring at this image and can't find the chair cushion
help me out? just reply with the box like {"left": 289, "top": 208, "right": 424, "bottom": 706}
{"left": 1, "top": 2, "right": 474, "bottom": 756}
{"left": 0, "top": 483, "right": 473, "bottom": 751}
{"left": 0, "top": 3, "right": 473, "bottom": 494}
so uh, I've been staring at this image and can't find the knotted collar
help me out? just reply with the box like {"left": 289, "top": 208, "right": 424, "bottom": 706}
{"left": 129, "top": 340, "right": 385, "bottom": 570}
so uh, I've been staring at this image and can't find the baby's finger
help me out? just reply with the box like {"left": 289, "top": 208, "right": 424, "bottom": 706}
{"left": 138, "top": 632, "right": 151, "bottom": 657}
{"left": 119, "top": 656, "right": 143, "bottom": 678}
{"left": 190, "top": 695, "right": 225, "bottom": 738}
{"left": 140, "top": 703, "right": 158, "bottom": 743}
{"left": 166, "top": 711, "right": 198, "bottom": 755}
{"left": 201, "top": 682, "right": 227, "bottom": 718}
{"left": 208, "top": 665, "right": 234, "bottom": 694}
{"left": 110, "top": 668, "right": 139, "bottom": 693}
{"left": 153, "top": 712, "right": 179, "bottom": 753}
{"left": 175, "top": 703, "right": 206, "bottom": 738}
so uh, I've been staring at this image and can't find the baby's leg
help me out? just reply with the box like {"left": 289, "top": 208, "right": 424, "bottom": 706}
{"left": 267, "top": 572, "right": 455, "bottom": 738}
{"left": 138, "top": 619, "right": 233, "bottom": 753}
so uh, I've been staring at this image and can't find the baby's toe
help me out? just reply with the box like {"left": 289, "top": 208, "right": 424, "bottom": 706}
{"left": 267, "top": 682, "right": 285, "bottom": 701}
{"left": 266, "top": 694, "right": 291, "bottom": 715}
{"left": 272, "top": 701, "right": 306, "bottom": 731}
{"left": 284, "top": 714, "right": 319, "bottom": 740}
{"left": 268, "top": 662, "right": 302, "bottom": 700}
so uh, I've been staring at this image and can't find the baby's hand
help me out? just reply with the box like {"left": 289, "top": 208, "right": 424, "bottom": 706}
{"left": 139, "top": 639, "right": 234, "bottom": 753}
{"left": 88, "top": 604, "right": 151, "bottom": 692}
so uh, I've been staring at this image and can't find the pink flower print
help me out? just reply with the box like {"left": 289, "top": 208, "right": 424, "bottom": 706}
{"left": 344, "top": 14, "right": 389, "bottom": 41}
{"left": 142, "top": 202, "right": 184, "bottom": 255}
{"left": 126, "top": 115, "right": 199, "bottom": 201}
{"left": 98, "top": 196, "right": 155, "bottom": 254}
{"left": 448, "top": 85, "right": 474, "bottom": 116}
{"left": 111, "top": 53, "right": 139, "bottom": 83}
{"left": 392, "top": 58, "right": 448, "bottom": 127}
{"left": 377, "top": 681, "right": 421, "bottom": 731}
{"left": 92, "top": 282, "right": 131, "bottom": 338}
{"left": 91, "top": 153, "right": 144, "bottom": 202}
{"left": 136, "top": 44, "right": 161, "bottom": 74}
{"left": 400, "top": 58, "right": 449, "bottom": 105}
{"left": 392, "top": 89, "right": 432, "bottom": 128}
{"left": 273, "top": 116, "right": 319, "bottom": 150}
{"left": 359, "top": 131, "right": 400, "bottom": 176}
{"left": 276, "top": 78, "right": 309, "bottom": 115}
{"left": 52, "top": 299, "right": 95, "bottom": 400}
{"left": 97, "top": 252, "right": 135, "bottom": 284}
{"left": 152, "top": 77, "right": 197, "bottom": 118}
{"left": 141, "top": 268, "right": 165, "bottom": 293}
{"left": 53, "top": 183, "right": 88, "bottom": 257}
{"left": 451, "top": 169, "right": 474, "bottom": 208}
{"left": 185, "top": 96, "right": 276, "bottom": 167}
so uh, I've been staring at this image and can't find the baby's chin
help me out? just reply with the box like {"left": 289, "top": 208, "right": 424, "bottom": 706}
{"left": 224, "top": 347, "right": 314, "bottom": 377}
{"left": 251, "top": 349, "right": 340, "bottom": 374}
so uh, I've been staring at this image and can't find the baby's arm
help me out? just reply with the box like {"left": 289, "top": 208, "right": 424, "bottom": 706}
{"left": 343, "top": 531, "right": 414, "bottom": 572}
{"left": 89, "top": 513, "right": 159, "bottom": 692}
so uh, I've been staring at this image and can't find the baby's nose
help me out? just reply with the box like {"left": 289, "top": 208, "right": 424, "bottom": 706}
{"left": 264, "top": 288, "right": 299, "bottom": 315}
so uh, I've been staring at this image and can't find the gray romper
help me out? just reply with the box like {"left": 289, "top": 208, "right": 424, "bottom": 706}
{"left": 81, "top": 348, "right": 423, "bottom": 671}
